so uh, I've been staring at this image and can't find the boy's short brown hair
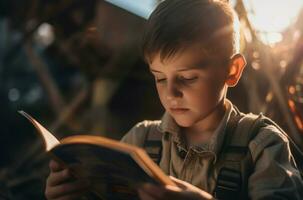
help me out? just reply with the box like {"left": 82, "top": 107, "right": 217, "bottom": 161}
{"left": 142, "top": 0, "right": 240, "bottom": 64}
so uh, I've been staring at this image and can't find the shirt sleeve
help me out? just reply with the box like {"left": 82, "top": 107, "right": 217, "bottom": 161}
{"left": 248, "top": 125, "right": 303, "bottom": 200}
{"left": 120, "top": 120, "right": 152, "bottom": 147}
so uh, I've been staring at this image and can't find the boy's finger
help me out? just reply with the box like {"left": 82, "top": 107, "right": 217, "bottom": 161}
{"left": 140, "top": 185, "right": 185, "bottom": 200}
{"left": 137, "top": 189, "right": 157, "bottom": 200}
{"left": 168, "top": 177, "right": 213, "bottom": 200}
{"left": 46, "top": 179, "right": 90, "bottom": 199}
{"left": 52, "top": 190, "right": 88, "bottom": 200}
{"left": 49, "top": 160, "right": 65, "bottom": 172}
{"left": 47, "top": 169, "right": 72, "bottom": 186}
{"left": 140, "top": 183, "right": 177, "bottom": 199}
{"left": 141, "top": 184, "right": 163, "bottom": 196}
{"left": 168, "top": 176, "right": 188, "bottom": 190}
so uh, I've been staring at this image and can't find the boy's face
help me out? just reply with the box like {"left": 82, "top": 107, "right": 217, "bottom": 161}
{"left": 149, "top": 46, "right": 229, "bottom": 128}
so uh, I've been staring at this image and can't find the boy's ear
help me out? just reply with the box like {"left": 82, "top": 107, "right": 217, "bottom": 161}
{"left": 225, "top": 54, "right": 246, "bottom": 87}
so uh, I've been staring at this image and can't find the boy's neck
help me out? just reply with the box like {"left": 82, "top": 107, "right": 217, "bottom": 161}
{"left": 184, "top": 99, "right": 227, "bottom": 144}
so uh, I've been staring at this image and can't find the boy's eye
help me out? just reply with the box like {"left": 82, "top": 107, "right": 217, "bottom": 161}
{"left": 179, "top": 76, "right": 198, "bottom": 82}
{"left": 155, "top": 76, "right": 198, "bottom": 83}
{"left": 155, "top": 78, "right": 166, "bottom": 83}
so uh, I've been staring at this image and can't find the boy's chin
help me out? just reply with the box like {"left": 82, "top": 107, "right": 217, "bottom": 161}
{"left": 173, "top": 115, "right": 196, "bottom": 128}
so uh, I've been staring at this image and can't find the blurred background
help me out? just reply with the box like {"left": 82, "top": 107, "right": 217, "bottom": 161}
{"left": 0, "top": 0, "right": 302, "bottom": 199}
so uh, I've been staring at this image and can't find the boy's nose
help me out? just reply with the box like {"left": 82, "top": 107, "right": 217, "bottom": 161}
{"left": 166, "top": 83, "right": 182, "bottom": 100}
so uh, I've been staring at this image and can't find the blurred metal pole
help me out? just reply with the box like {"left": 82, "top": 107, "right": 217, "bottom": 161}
{"left": 24, "top": 42, "right": 65, "bottom": 114}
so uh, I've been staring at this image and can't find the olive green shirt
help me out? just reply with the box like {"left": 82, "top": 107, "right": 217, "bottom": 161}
{"left": 121, "top": 100, "right": 303, "bottom": 199}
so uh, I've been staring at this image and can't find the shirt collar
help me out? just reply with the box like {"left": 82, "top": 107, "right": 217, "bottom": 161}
{"left": 158, "top": 99, "right": 239, "bottom": 162}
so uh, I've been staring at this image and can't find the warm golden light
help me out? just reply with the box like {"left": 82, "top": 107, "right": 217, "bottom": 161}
{"left": 244, "top": 0, "right": 303, "bottom": 45}
{"left": 287, "top": 99, "right": 303, "bottom": 131}
{"left": 289, "top": 86, "right": 296, "bottom": 95}
{"left": 294, "top": 115, "right": 303, "bottom": 131}
{"left": 288, "top": 99, "right": 296, "bottom": 112}
{"left": 265, "top": 92, "right": 273, "bottom": 102}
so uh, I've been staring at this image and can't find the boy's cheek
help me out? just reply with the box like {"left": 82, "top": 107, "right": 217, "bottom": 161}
{"left": 156, "top": 90, "right": 169, "bottom": 107}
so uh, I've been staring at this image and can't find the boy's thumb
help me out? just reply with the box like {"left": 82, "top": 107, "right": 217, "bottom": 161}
{"left": 169, "top": 176, "right": 188, "bottom": 189}
{"left": 49, "top": 159, "right": 64, "bottom": 172}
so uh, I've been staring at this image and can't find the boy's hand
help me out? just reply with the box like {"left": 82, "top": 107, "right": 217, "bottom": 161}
{"left": 138, "top": 176, "right": 214, "bottom": 200}
{"left": 45, "top": 160, "right": 90, "bottom": 200}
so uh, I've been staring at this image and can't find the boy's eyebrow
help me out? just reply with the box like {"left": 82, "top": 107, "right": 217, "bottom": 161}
{"left": 150, "top": 61, "right": 210, "bottom": 73}
{"left": 150, "top": 67, "right": 201, "bottom": 73}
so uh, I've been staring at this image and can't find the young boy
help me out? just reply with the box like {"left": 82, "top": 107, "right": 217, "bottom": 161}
{"left": 45, "top": 0, "right": 303, "bottom": 199}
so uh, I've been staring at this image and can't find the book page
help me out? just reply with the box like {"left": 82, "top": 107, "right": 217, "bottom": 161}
{"left": 18, "top": 111, "right": 60, "bottom": 151}
{"left": 60, "top": 135, "right": 176, "bottom": 186}
{"left": 19, "top": 111, "right": 175, "bottom": 198}
{"left": 51, "top": 142, "right": 159, "bottom": 199}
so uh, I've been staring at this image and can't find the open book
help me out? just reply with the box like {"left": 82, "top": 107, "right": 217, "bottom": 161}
{"left": 19, "top": 111, "right": 175, "bottom": 200}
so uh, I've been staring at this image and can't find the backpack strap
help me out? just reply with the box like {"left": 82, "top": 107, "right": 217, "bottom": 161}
{"left": 214, "top": 113, "right": 263, "bottom": 200}
{"left": 143, "top": 124, "right": 163, "bottom": 165}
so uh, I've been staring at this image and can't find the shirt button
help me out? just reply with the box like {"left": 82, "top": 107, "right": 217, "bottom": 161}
{"left": 178, "top": 150, "right": 187, "bottom": 159}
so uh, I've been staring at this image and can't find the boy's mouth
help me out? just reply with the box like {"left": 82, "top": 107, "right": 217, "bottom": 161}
{"left": 170, "top": 108, "right": 189, "bottom": 114}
